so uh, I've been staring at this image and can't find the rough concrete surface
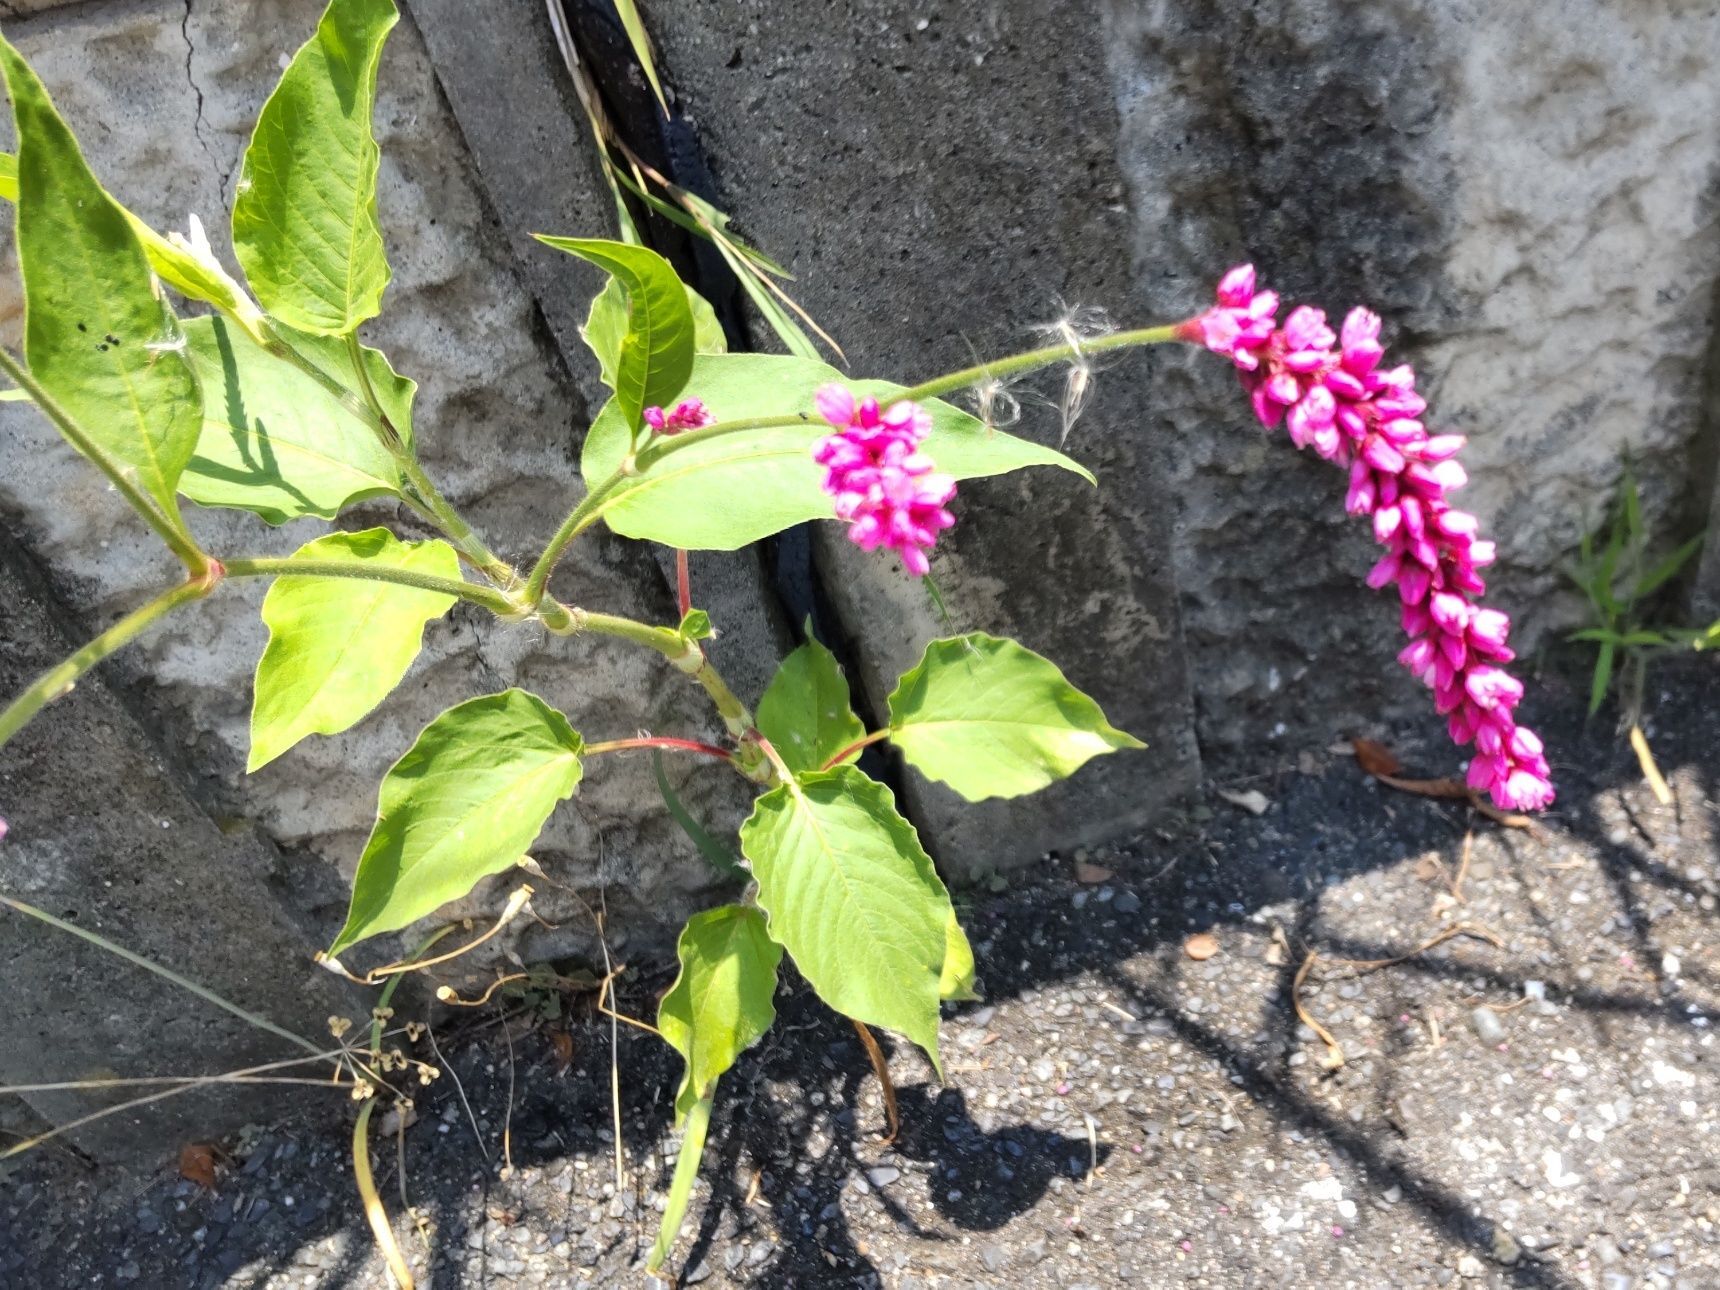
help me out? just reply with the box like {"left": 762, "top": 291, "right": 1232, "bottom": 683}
{"left": 4, "top": 654, "right": 1716, "bottom": 1287}
{"left": 0, "top": 0, "right": 752, "bottom": 981}
{"left": 0, "top": 547, "right": 360, "bottom": 1162}
{"left": 646, "top": 0, "right": 1204, "bottom": 874}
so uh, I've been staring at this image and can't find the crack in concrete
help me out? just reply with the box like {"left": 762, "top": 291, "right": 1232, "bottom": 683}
{"left": 180, "top": 0, "right": 229, "bottom": 212}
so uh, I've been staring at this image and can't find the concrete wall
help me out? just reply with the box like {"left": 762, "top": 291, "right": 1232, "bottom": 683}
{"left": 2, "top": 0, "right": 1718, "bottom": 1160}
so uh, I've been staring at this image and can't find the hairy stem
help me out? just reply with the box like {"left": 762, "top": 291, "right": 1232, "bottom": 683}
{"left": 521, "top": 471, "right": 628, "bottom": 609}
{"left": 0, "top": 347, "right": 211, "bottom": 575}
{"left": 0, "top": 577, "right": 214, "bottom": 752}
{"left": 225, "top": 556, "right": 517, "bottom": 615}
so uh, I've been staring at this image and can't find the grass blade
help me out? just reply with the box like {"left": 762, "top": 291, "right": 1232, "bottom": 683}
{"left": 654, "top": 750, "right": 746, "bottom": 879}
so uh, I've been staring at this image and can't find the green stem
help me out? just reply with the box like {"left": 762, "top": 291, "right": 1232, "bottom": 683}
{"left": 0, "top": 579, "right": 212, "bottom": 752}
{"left": 894, "top": 324, "right": 1183, "bottom": 405}
{"left": 224, "top": 556, "right": 517, "bottom": 615}
{"left": 521, "top": 472, "right": 629, "bottom": 609}
{"left": 647, "top": 1089, "right": 715, "bottom": 1274}
{"left": 0, "top": 348, "right": 211, "bottom": 575}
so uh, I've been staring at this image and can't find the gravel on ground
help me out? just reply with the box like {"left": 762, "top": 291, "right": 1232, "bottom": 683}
{"left": 3, "top": 657, "right": 1718, "bottom": 1289}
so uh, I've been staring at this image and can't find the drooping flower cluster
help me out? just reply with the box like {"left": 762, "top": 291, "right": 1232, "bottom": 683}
{"left": 643, "top": 398, "right": 716, "bottom": 434}
{"left": 1182, "top": 265, "right": 1554, "bottom": 811}
{"left": 812, "top": 385, "right": 956, "bottom": 578}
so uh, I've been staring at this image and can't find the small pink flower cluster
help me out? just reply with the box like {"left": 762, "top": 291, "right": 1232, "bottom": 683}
{"left": 643, "top": 398, "right": 716, "bottom": 435}
{"left": 812, "top": 385, "right": 956, "bottom": 577}
{"left": 1184, "top": 265, "right": 1554, "bottom": 811}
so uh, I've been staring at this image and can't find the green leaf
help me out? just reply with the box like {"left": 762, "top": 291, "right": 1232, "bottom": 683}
{"left": 180, "top": 316, "right": 411, "bottom": 523}
{"left": 1636, "top": 534, "right": 1706, "bottom": 599}
{"left": 941, "top": 909, "right": 979, "bottom": 1002}
{"left": 613, "top": 0, "right": 667, "bottom": 113}
{"left": 1589, "top": 639, "right": 1616, "bottom": 715}
{"left": 329, "top": 690, "right": 583, "bottom": 956}
{"left": 653, "top": 750, "right": 746, "bottom": 881}
{"left": 250, "top": 529, "right": 462, "bottom": 771}
{"left": 581, "top": 354, "right": 1092, "bottom": 550}
{"left": 755, "top": 636, "right": 866, "bottom": 775}
{"left": 740, "top": 766, "right": 952, "bottom": 1072}
{"left": 0, "top": 151, "right": 267, "bottom": 342}
{"left": 677, "top": 608, "right": 714, "bottom": 642}
{"left": 535, "top": 237, "right": 694, "bottom": 433}
{"left": 232, "top": 0, "right": 398, "bottom": 334}
{"left": 887, "top": 633, "right": 1144, "bottom": 801}
{"left": 1566, "top": 628, "right": 1623, "bottom": 645}
{"left": 582, "top": 277, "right": 725, "bottom": 390}
{"left": 657, "top": 904, "right": 781, "bottom": 1124}
{"left": 0, "top": 39, "right": 202, "bottom": 519}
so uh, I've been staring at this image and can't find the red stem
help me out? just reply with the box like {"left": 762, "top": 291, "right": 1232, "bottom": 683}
{"left": 584, "top": 735, "right": 732, "bottom": 760}
{"left": 675, "top": 549, "right": 692, "bottom": 619}
{"left": 819, "top": 728, "right": 889, "bottom": 771}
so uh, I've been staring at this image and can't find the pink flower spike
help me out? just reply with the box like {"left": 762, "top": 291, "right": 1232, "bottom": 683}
{"left": 1196, "top": 264, "right": 1554, "bottom": 811}
{"left": 645, "top": 398, "right": 717, "bottom": 435}
{"left": 812, "top": 388, "right": 955, "bottom": 578}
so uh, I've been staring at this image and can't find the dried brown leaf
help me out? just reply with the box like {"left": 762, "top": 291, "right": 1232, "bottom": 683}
{"left": 179, "top": 1143, "right": 218, "bottom": 1190}
{"left": 1351, "top": 738, "right": 1402, "bottom": 777}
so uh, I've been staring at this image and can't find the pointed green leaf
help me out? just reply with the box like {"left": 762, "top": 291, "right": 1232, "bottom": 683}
{"left": 755, "top": 636, "right": 866, "bottom": 775}
{"left": 250, "top": 529, "right": 462, "bottom": 771}
{"left": 1636, "top": 534, "right": 1706, "bottom": 599}
{"left": 232, "top": 0, "right": 398, "bottom": 334}
{"left": 582, "top": 277, "right": 725, "bottom": 390}
{"left": 941, "top": 909, "right": 979, "bottom": 1002}
{"left": 653, "top": 750, "right": 746, "bottom": 881}
{"left": 180, "top": 316, "right": 411, "bottom": 523}
{"left": 535, "top": 237, "right": 693, "bottom": 433}
{"left": 657, "top": 904, "right": 781, "bottom": 1124}
{"left": 580, "top": 354, "right": 1092, "bottom": 550}
{"left": 887, "top": 633, "right": 1144, "bottom": 801}
{"left": 329, "top": 690, "right": 583, "bottom": 956}
{"left": 0, "top": 151, "right": 267, "bottom": 341}
{"left": 740, "top": 766, "right": 951, "bottom": 1072}
{"left": 0, "top": 39, "right": 201, "bottom": 519}
{"left": 613, "top": 0, "right": 667, "bottom": 113}
{"left": 677, "top": 608, "right": 714, "bottom": 642}
{"left": 1589, "top": 639, "right": 1616, "bottom": 715}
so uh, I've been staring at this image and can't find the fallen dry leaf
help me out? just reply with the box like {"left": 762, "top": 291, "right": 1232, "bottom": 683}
{"left": 1351, "top": 738, "right": 1403, "bottom": 777}
{"left": 549, "top": 1030, "right": 575, "bottom": 1074}
{"left": 1217, "top": 788, "right": 1269, "bottom": 816}
{"left": 178, "top": 1143, "right": 218, "bottom": 1190}
{"left": 1075, "top": 861, "right": 1114, "bottom": 884}
{"left": 1184, "top": 932, "right": 1220, "bottom": 961}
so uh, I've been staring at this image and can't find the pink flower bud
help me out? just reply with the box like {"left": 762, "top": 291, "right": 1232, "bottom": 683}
{"left": 1216, "top": 264, "right": 1257, "bottom": 308}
